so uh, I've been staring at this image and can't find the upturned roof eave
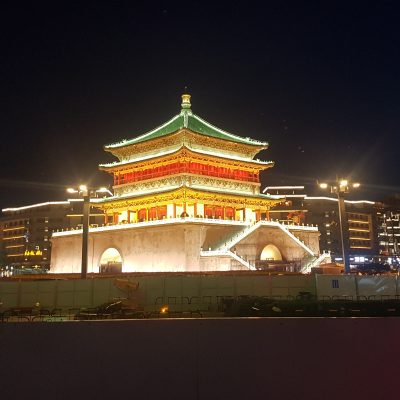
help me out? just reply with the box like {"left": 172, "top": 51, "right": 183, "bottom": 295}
{"left": 103, "top": 111, "right": 269, "bottom": 151}
{"left": 99, "top": 145, "right": 274, "bottom": 170}
{"left": 92, "top": 185, "right": 284, "bottom": 205}
{"left": 104, "top": 114, "right": 183, "bottom": 150}
{"left": 190, "top": 113, "right": 268, "bottom": 147}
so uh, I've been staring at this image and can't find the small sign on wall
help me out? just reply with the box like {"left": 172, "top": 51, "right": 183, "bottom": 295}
{"left": 332, "top": 279, "right": 339, "bottom": 289}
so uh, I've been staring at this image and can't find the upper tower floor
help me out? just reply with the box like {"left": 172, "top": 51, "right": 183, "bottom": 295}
{"left": 99, "top": 94, "right": 274, "bottom": 198}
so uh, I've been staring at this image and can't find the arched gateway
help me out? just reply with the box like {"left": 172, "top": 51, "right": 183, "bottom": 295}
{"left": 99, "top": 248, "right": 123, "bottom": 274}
{"left": 260, "top": 244, "right": 282, "bottom": 261}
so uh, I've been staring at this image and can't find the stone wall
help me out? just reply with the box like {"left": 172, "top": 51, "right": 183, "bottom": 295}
{"left": 50, "top": 222, "right": 320, "bottom": 273}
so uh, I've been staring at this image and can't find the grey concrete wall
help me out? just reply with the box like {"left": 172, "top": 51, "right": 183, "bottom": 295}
{"left": 3, "top": 274, "right": 400, "bottom": 311}
{"left": 0, "top": 318, "right": 398, "bottom": 400}
{"left": 0, "top": 275, "right": 316, "bottom": 310}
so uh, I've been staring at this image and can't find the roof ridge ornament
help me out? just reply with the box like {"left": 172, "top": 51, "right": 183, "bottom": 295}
{"left": 181, "top": 92, "right": 191, "bottom": 127}
{"left": 181, "top": 93, "right": 191, "bottom": 110}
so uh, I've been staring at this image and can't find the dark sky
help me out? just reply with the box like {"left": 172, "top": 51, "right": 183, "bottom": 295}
{"left": 1, "top": 1, "right": 399, "bottom": 209}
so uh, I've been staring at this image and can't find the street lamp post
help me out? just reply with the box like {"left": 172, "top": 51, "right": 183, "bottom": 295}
{"left": 319, "top": 179, "right": 360, "bottom": 274}
{"left": 81, "top": 192, "right": 90, "bottom": 279}
{"left": 67, "top": 186, "right": 113, "bottom": 279}
{"left": 336, "top": 188, "right": 350, "bottom": 274}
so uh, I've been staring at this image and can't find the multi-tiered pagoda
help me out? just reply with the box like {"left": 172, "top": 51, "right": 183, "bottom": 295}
{"left": 99, "top": 94, "right": 277, "bottom": 224}
{"left": 51, "top": 94, "right": 321, "bottom": 273}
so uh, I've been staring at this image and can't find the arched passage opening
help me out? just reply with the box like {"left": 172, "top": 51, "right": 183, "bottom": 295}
{"left": 260, "top": 244, "right": 282, "bottom": 261}
{"left": 99, "top": 248, "right": 123, "bottom": 274}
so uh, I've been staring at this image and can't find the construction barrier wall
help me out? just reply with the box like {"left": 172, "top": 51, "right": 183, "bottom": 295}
{"left": 1, "top": 274, "right": 399, "bottom": 311}
{"left": 0, "top": 274, "right": 315, "bottom": 310}
{"left": 315, "top": 274, "right": 400, "bottom": 299}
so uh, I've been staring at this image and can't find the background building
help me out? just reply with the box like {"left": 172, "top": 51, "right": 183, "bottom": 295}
{"left": 265, "top": 186, "right": 379, "bottom": 266}
{"left": 375, "top": 195, "right": 400, "bottom": 266}
{"left": 304, "top": 197, "right": 377, "bottom": 263}
{"left": 0, "top": 200, "right": 105, "bottom": 275}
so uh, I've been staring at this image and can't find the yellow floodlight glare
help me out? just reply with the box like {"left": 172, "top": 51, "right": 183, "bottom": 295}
{"left": 67, "top": 188, "right": 77, "bottom": 194}
{"left": 339, "top": 180, "right": 348, "bottom": 187}
{"left": 352, "top": 182, "right": 360, "bottom": 188}
{"left": 79, "top": 185, "right": 88, "bottom": 192}
{"left": 319, "top": 183, "right": 328, "bottom": 189}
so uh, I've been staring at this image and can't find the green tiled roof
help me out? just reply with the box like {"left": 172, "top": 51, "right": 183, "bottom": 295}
{"left": 105, "top": 96, "right": 268, "bottom": 149}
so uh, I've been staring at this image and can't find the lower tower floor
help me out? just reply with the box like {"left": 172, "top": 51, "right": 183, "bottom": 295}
{"left": 50, "top": 218, "right": 321, "bottom": 274}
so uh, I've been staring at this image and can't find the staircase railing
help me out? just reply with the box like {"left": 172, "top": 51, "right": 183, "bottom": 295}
{"left": 300, "top": 251, "right": 331, "bottom": 274}
{"left": 200, "top": 249, "right": 256, "bottom": 271}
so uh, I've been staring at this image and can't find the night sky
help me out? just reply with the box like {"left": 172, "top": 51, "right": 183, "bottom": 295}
{"left": 1, "top": 2, "right": 399, "bottom": 210}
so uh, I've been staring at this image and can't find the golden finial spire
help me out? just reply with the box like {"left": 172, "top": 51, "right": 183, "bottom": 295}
{"left": 181, "top": 88, "right": 191, "bottom": 110}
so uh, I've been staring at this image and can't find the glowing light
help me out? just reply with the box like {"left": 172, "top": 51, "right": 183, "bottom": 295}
{"left": 319, "top": 183, "right": 328, "bottom": 189}
{"left": 339, "top": 180, "right": 348, "bottom": 187}
{"left": 353, "top": 182, "right": 360, "bottom": 188}
{"left": 2, "top": 201, "right": 69, "bottom": 212}
{"left": 160, "top": 306, "right": 168, "bottom": 313}
{"left": 3, "top": 226, "right": 25, "bottom": 231}
{"left": 24, "top": 249, "right": 43, "bottom": 256}
{"left": 264, "top": 186, "right": 305, "bottom": 191}
{"left": 79, "top": 185, "right": 88, "bottom": 192}
{"left": 3, "top": 235, "right": 25, "bottom": 240}
{"left": 305, "top": 196, "right": 375, "bottom": 205}
{"left": 345, "top": 200, "right": 374, "bottom": 205}
{"left": 67, "top": 188, "right": 77, "bottom": 194}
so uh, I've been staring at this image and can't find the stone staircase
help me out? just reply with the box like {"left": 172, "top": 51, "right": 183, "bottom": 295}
{"left": 201, "top": 220, "right": 320, "bottom": 272}
{"left": 299, "top": 251, "right": 332, "bottom": 274}
{"left": 199, "top": 249, "right": 256, "bottom": 270}
{"left": 218, "top": 220, "right": 316, "bottom": 257}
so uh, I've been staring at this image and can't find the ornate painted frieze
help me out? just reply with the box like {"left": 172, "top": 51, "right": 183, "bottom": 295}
{"left": 99, "top": 187, "right": 281, "bottom": 213}
{"left": 113, "top": 174, "right": 260, "bottom": 197}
